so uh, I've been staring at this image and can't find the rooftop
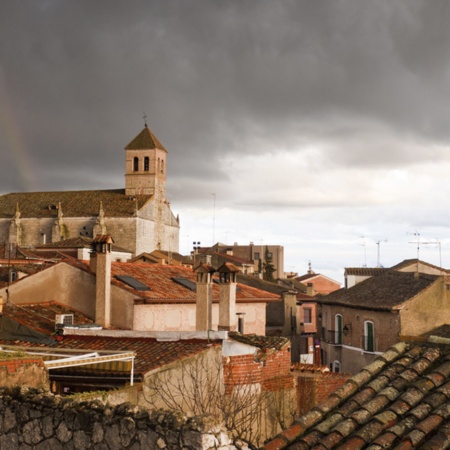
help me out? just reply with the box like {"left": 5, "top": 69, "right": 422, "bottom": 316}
{"left": 265, "top": 340, "right": 450, "bottom": 450}
{"left": 0, "top": 189, "right": 151, "bottom": 219}
{"left": 109, "top": 262, "right": 281, "bottom": 303}
{"left": 317, "top": 270, "right": 439, "bottom": 311}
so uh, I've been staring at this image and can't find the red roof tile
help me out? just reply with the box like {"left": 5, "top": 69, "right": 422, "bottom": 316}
{"left": 263, "top": 342, "right": 450, "bottom": 450}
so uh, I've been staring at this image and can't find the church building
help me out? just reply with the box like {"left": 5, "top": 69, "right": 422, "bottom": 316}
{"left": 0, "top": 124, "right": 180, "bottom": 256}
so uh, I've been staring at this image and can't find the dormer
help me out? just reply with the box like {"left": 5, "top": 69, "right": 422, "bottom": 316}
{"left": 124, "top": 124, "right": 167, "bottom": 199}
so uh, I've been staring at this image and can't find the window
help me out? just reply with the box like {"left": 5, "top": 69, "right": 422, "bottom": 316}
{"left": 335, "top": 314, "right": 343, "bottom": 345}
{"left": 364, "top": 321, "right": 375, "bottom": 352}
{"left": 144, "top": 156, "right": 149, "bottom": 171}
{"left": 161, "top": 160, "right": 164, "bottom": 174}
{"left": 254, "top": 252, "right": 260, "bottom": 260}
{"left": 303, "top": 307, "right": 312, "bottom": 324}
{"left": 267, "top": 251, "right": 273, "bottom": 259}
{"left": 133, "top": 157, "right": 139, "bottom": 172}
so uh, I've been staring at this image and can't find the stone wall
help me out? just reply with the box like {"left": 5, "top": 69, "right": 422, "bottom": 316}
{"left": 0, "top": 387, "right": 237, "bottom": 450}
{"left": 0, "top": 357, "right": 49, "bottom": 389}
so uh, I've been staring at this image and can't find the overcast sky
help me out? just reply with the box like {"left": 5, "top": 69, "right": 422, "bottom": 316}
{"left": 1, "top": 1, "right": 450, "bottom": 283}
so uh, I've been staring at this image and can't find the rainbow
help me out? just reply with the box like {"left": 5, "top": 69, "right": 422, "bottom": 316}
{"left": 0, "top": 79, "right": 38, "bottom": 193}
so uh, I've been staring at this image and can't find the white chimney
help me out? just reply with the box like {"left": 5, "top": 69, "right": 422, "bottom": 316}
{"left": 92, "top": 235, "right": 114, "bottom": 328}
{"left": 217, "top": 262, "right": 239, "bottom": 332}
{"left": 195, "top": 264, "right": 214, "bottom": 331}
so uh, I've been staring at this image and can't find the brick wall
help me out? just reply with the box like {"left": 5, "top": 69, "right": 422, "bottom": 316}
{"left": 223, "top": 344, "right": 293, "bottom": 394}
{"left": 296, "top": 371, "right": 349, "bottom": 416}
{"left": 0, "top": 357, "right": 49, "bottom": 389}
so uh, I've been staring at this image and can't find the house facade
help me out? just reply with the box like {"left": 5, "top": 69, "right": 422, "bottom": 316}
{"left": 0, "top": 125, "right": 179, "bottom": 256}
{"left": 318, "top": 269, "right": 448, "bottom": 374}
{"left": 198, "top": 242, "right": 285, "bottom": 279}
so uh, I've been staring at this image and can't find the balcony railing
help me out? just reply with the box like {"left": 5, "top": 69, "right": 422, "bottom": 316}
{"left": 322, "top": 329, "right": 343, "bottom": 345}
{"left": 321, "top": 329, "right": 381, "bottom": 352}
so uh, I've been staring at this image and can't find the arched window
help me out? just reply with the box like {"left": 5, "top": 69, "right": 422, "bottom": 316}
{"left": 335, "top": 314, "right": 343, "bottom": 345}
{"left": 133, "top": 157, "right": 139, "bottom": 172}
{"left": 144, "top": 156, "right": 149, "bottom": 172}
{"left": 333, "top": 360, "right": 341, "bottom": 373}
{"left": 161, "top": 159, "right": 165, "bottom": 174}
{"left": 364, "top": 321, "right": 375, "bottom": 352}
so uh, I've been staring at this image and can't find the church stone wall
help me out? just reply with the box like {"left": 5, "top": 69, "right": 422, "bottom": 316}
{"left": 0, "top": 387, "right": 236, "bottom": 450}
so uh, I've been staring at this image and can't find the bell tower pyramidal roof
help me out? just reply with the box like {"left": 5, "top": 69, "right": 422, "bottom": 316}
{"left": 124, "top": 124, "right": 167, "bottom": 197}
{"left": 125, "top": 124, "right": 167, "bottom": 152}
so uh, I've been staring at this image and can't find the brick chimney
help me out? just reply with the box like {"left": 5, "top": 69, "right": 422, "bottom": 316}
{"left": 306, "top": 282, "right": 315, "bottom": 296}
{"left": 91, "top": 235, "right": 114, "bottom": 328}
{"left": 217, "top": 262, "right": 239, "bottom": 332}
{"left": 195, "top": 263, "right": 214, "bottom": 331}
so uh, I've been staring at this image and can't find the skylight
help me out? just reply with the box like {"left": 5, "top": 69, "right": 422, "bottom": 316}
{"left": 115, "top": 275, "right": 150, "bottom": 291}
{"left": 171, "top": 277, "right": 196, "bottom": 292}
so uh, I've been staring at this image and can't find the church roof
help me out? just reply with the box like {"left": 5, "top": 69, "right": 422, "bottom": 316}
{"left": 125, "top": 125, "right": 167, "bottom": 152}
{"left": 0, "top": 189, "right": 151, "bottom": 219}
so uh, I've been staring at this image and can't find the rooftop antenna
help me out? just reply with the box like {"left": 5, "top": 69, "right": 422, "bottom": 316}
{"left": 408, "top": 231, "right": 423, "bottom": 274}
{"left": 360, "top": 236, "right": 367, "bottom": 267}
{"left": 211, "top": 193, "right": 216, "bottom": 245}
{"left": 436, "top": 238, "right": 442, "bottom": 268}
{"left": 376, "top": 239, "right": 387, "bottom": 268}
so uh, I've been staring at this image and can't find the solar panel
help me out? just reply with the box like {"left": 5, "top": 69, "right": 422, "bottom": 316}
{"left": 115, "top": 275, "right": 151, "bottom": 291}
{"left": 171, "top": 277, "right": 196, "bottom": 292}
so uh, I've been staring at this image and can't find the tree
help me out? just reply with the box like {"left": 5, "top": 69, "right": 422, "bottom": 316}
{"left": 262, "top": 246, "right": 276, "bottom": 282}
{"left": 142, "top": 347, "right": 296, "bottom": 448}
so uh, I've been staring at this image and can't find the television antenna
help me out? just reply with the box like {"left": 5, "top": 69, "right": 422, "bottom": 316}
{"left": 408, "top": 232, "right": 442, "bottom": 268}
{"left": 360, "top": 236, "right": 367, "bottom": 267}
{"left": 376, "top": 239, "right": 387, "bottom": 268}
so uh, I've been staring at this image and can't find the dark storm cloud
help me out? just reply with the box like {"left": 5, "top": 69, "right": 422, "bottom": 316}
{"left": 1, "top": 0, "right": 450, "bottom": 197}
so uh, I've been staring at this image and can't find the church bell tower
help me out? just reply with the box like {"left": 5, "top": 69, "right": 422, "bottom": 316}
{"left": 124, "top": 122, "right": 167, "bottom": 200}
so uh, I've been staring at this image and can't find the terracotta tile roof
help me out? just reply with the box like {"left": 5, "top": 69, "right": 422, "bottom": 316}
{"left": 0, "top": 302, "right": 219, "bottom": 376}
{"left": 237, "top": 273, "right": 293, "bottom": 296}
{"left": 110, "top": 262, "right": 280, "bottom": 303}
{"left": 124, "top": 125, "right": 167, "bottom": 152}
{"left": 228, "top": 332, "right": 289, "bottom": 351}
{"left": 2, "top": 302, "right": 94, "bottom": 335}
{"left": 291, "top": 363, "right": 331, "bottom": 373}
{"left": 316, "top": 271, "right": 438, "bottom": 311}
{"left": 264, "top": 341, "right": 450, "bottom": 449}
{"left": 344, "top": 267, "right": 388, "bottom": 276}
{"left": 0, "top": 189, "right": 151, "bottom": 219}
{"left": 0, "top": 262, "right": 52, "bottom": 276}
{"left": 391, "top": 259, "right": 450, "bottom": 274}
{"left": 52, "top": 336, "right": 216, "bottom": 375}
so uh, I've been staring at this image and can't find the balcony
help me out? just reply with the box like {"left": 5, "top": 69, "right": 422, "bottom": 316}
{"left": 321, "top": 329, "right": 381, "bottom": 352}
{"left": 322, "top": 329, "right": 343, "bottom": 345}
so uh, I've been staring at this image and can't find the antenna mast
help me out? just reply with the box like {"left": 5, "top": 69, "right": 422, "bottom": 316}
{"left": 360, "top": 236, "right": 367, "bottom": 268}
{"left": 376, "top": 239, "right": 387, "bottom": 268}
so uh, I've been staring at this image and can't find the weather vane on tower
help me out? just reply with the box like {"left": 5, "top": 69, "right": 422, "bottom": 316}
{"left": 143, "top": 112, "right": 148, "bottom": 127}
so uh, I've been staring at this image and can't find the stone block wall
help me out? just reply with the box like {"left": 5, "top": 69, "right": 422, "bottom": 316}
{"left": 0, "top": 387, "right": 237, "bottom": 450}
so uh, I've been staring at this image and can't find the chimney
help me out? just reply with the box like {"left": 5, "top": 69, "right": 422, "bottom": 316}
{"left": 92, "top": 235, "right": 114, "bottom": 328}
{"left": 306, "top": 282, "right": 315, "bottom": 296}
{"left": 217, "top": 262, "right": 239, "bottom": 331}
{"left": 195, "top": 263, "right": 214, "bottom": 331}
